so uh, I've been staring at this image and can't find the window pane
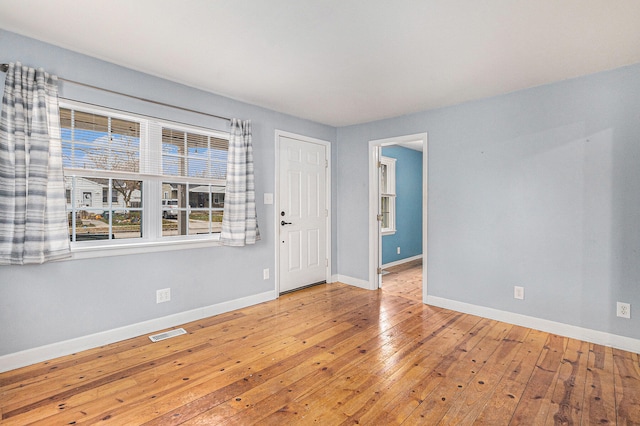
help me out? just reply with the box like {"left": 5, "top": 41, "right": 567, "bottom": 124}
{"left": 111, "top": 179, "right": 142, "bottom": 209}
{"left": 69, "top": 210, "right": 111, "bottom": 241}
{"left": 162, "top": 182, "right": 188, "bottom": 236}
{"left": 110, "top": 209, "right": 142, "bottom": 240}
{"left": 65, "top": 175, "right": 142, "bottom": 242}
{"left": 64, "top": 176, "right": 107, "bottom": 209}
{"left": 60, "top": 108, "right": 140, "bottom": 173}
{"left": 186, "top": 210, "right": 223, "bottom": 235}
{"left": 64, "top": 109, "right": 108, "bottom": 133}
{"left": 189, "top": 186, "right": 210, "bottom": 208}
{"left": 381, "top": 196, "right": 390, "bottom": 229}
{"left": 160, "top": 182, "right": 224, "bottom": 237}
{"left": 162, "top": 155, "right": 182, "bottom": 176}
{"left": 162, "top": 128, "right": 185, "bottom": 152}
{"left": 381, "top": 163, "right": 388, "bottom": 193}
{"left": 105, "top": 149, "right": 140, "bottom": 173}
{"left": 161, "top": 197, "right": 178, "bottom": 219}
{"left": 187, "top": 132, "right": 208, "bottom": 155}
{"left": 162, "top": 128, "right": 228, "bottom": 179}
{"left": 162, "top": 210, "right": 189, "bottom": 237}
{"left": 188, "top": 210, "right": 210, "bottom": 235}
{"left": 211, "top": 151, "right": 227, "bottom": 179}
{"left": 110, "top": 117, "right": 140, "bottom": 138}
{"left": 210, "top": 137, "right": 228, "bottom": 179}
{"left": 162, "top": 128, "right": 185, "bottom": 176}
{"left": 187, "top": 158, "right": 208, "bottom": 178}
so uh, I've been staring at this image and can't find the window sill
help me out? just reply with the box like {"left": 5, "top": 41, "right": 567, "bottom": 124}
{"left": 69, "top": 236, "right": 222, "bottom": 260}
{"left": 381, "top": 229, "right": 396, "bottom": 236}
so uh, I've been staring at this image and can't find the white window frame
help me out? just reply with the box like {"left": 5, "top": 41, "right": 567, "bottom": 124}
{"left": 380, "top": 155, "right": 396, "bottom": 235}
{"left": 60, "top": 100, "right": 229, "bottom": 260}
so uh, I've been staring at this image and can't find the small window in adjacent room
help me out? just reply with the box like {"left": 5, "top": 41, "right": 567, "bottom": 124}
{"left": 380, "top": 155, "right": 396, "bottom": 235}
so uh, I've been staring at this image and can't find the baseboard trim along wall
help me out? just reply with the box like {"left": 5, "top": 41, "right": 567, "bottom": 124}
{"left": 8, "top": 286, "right": 635, "bottom": 373}
{"left": 426, "top": 295, "right": 640, "bottom": 354}
{"left": 331, "top": 274, "right": 372, "bottom": 290}
{"left": 0, "top": 290, "right": 277, "bottom": 373}
{"left": 381, "top": 254, "right": 423, "bottom": 269}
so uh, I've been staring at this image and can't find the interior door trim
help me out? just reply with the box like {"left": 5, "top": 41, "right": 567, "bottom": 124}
{"left": 368, "top": 133, "right": 428, "bottom": 301}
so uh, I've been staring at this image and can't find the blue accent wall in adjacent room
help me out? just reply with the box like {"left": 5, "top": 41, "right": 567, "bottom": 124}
{"left": 381, "top": 146, "right": 422, "bottom": 265}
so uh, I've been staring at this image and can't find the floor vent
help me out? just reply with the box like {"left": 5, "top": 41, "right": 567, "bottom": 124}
{"left": 149, "top": 328, "right": 187, "bottom": 342}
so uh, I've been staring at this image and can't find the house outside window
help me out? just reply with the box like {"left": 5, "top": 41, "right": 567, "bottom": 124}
{"left": 60, "top": 101, "right": 228, "bottom": 250}
{"left": 380, "top": 155, "right": 396, "bottom": 235}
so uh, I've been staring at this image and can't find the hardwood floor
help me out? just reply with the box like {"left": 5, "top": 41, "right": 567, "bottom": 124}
{"left": 1, "top": 272, "right": 639, "bottom": 424}
{"left": 382, "top": 258, "right": 423, "bottom": 302}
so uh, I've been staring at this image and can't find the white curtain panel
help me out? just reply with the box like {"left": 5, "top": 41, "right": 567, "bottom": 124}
{"left": 0, "top": 62, "right": 70, "bottom": 265}
{"left": 220, "top": 119, "right": 260, "bottom": 246}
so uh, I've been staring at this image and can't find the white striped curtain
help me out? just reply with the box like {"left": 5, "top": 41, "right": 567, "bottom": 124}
{"left": 220, "top": 119, "right": 260, "bottom": 246}
{"left": 0, "top": 62, "right": 70, "bottom": 265}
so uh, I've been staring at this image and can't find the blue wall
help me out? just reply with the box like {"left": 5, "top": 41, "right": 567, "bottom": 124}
{"left": 381, "top": 146, "right": 422, "bottom": 265}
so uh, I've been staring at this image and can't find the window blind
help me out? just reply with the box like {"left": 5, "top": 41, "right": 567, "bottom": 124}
{"left": 60, "top": 107, "right": 229, "bottom": 180}
{"left": 161, "top": 128, "right": 228, "bottom": 180}
{"left": 60, "top": 108, "right": 141, "bottom": 173}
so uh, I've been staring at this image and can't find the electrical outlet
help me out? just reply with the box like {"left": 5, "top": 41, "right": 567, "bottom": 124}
{"left": 397, "top": 247, "right": 401, "bottom": 254}
{"left": 514, "top": 286, "right": 524, "bottom": 300}
{"left": 617, "top": 302, "right": 631, "bottom": 319}
{"left": 156, "top": 288, "right": 171, "bottom": 304}
{"left": 263, "top": 268, "right": 270, "bottom": 280}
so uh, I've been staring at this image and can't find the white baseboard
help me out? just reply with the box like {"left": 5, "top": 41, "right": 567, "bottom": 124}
{"left": 8, "top": 288, "right": 634, "bottom": 373}
{"left": 332, "top": 274, "right": 372, "bottom": 290}
{"left": 0, "top": 290, "right": 277, "bottom": 373}
{"left": 426, "top": 295, "right": 640, "bottom": 354}
{"left": 382, "top": 254, "right": 423, "bottom": 269}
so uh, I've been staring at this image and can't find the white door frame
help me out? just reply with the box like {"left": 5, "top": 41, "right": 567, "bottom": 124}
{"left": 368, "top": 133, "right": 428, "bottom": 302}
{"left": 275, "top": 130, "right": 332, "bottom": 295}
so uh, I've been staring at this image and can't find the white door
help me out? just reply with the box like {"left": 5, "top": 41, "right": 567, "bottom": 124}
{"left": 278, "top": 135, "right": 328, "bottom": 293}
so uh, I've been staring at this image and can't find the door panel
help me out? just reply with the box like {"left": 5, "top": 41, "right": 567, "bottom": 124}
{"left": 287, "top": 230, "right": 302, "bottom": 271}
{"left": 307, "top": 229, "right": 320, "bottom": 267}
{"left": 279, "top": 136, "right": 327, "bottom": 293}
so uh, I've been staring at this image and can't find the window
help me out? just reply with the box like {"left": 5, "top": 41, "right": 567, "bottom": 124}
{"left": 160, "top": 128, "right": 228, "bottom": 237}
{"left": 380, "top": 156, "right": 396, "bottom": 235}
{"left": 60, "top": 101, "right": 228, "bottom": 252}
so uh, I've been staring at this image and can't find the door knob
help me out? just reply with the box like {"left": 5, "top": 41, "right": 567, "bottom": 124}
{"left": 281, "top": 220, "right": 292, "bottom": 226}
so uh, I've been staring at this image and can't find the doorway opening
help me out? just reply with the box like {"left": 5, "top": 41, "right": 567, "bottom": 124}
{"left": 368, "top": 133, "right": 427, "bottom": 303}
{"left": 379, "top": 258, "right": 423, "bottom": 302}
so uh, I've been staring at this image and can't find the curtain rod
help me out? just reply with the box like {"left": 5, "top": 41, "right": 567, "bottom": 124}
{"left": 1, "top": 63, "right": 231, "bottom": 122}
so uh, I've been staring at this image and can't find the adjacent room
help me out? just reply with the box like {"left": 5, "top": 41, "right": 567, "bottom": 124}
{"left": 1, "top": 1, "right": 639, "bottom": 424}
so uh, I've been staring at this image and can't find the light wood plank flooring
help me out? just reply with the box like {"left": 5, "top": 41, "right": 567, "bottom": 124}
{"left": 1, "top": 275, "right": 639, "bottom": 424}
{"left": 382, "top": 258, "right": 423, "bottom": 302}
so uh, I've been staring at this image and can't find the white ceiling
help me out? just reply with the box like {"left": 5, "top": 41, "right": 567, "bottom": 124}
{"left": 397, "top": 140, "right": 423, "bottom": 152}
{"left": 2, "top": 1, "right": 640, "bottom": 127}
